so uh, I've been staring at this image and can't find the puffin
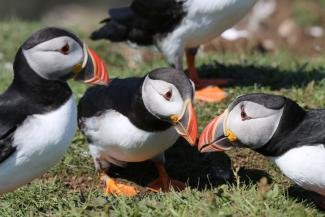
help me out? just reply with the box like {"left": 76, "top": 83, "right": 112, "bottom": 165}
{"left": 90, "top": 0, "right": 258, "bottom": 102}
{"left": 78, "top": 67, "right": 198, "bottom": 196}
{"left": 198, "top": 93, "right": 325, "bottom": 208}
{"left": 0, "top": 27, "right": 109, "bottom": 194}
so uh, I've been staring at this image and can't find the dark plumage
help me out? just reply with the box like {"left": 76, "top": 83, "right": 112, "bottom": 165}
{"left": 90, "top": 0, "right": 259, "bottom": 102}
{"left": 78, "top": 77, "right": 171, "bottom": 132}
{"left": 90, "top": 0, "right": 186, "bottom": 45}
{"left": 78, "top": 68, "right": 193, "bottom": 132}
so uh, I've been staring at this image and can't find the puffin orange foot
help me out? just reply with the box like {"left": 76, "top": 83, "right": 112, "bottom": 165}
{"left": 147, "top": 178, "right": 185, "bottom": 192}
{"left": 195, "top": 86, "right": 227, "bottom": 103}
{"left": 100, "top": 174, "right": 140, "bottom": 197}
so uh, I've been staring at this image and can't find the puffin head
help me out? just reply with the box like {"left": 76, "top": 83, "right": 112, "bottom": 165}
{"left": 15, "top": 27, "right": 109, "bottom": 85}
{"left": 198, "top": 93, "right": 305, "bottom": 153}
{"left": 142, "top": 68, "right": 198, "bottom": 145}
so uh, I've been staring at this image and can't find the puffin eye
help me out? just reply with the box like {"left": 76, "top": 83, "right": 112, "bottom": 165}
{"left": 163, "top": 90, "right": 172, "bottom": 101}
{"left": 241, "top": 105, "right": 251, "bottom": 121}
{"left": 59, "top": 43, "right": 70, "bottom": 55}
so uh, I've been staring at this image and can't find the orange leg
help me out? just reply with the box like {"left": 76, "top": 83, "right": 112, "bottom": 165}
{"left": 147, "top": 162, "right": 185, "bottom": 192}
{"left": 100, "top": 173, "right": 140, "bottom": 197}
{"left": 185, "top": 49, "right": 200, "bottom": 84}
{"left": 185, "top": 49, "right": 228, "bottom": 103}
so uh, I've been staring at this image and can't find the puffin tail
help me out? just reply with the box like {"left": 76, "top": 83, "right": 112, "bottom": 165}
{"left": 90, "top": 7, "right": 154, "bottom": 45}
{"left": 90, "top": 18, "right": 129, "bottom": 42}
{"left": 90, "top": 7, "right": 134, "bottom": 42}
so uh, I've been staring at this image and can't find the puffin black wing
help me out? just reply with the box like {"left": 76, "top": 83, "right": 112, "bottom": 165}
{"left": 130, "top": 0, "right": 186, "bottom": 23}
{"left": 78, "top": 77, "right": 144, "bottom": 133}
{"left": 0, "top": 125, "right": 17, "bottom": 164}
{"left": 78, "top": 77, "right": 143, "bottom": 119}
{"left": 0, "top": 89, "right": 28, "bottom": 163}
{"left": 90, "top": 0, "right": 187, "bottom": 45}
{"left": 78, "top": 77, "right": 170, "bottom": 132}
{"left": 0, "top": 82, "right": 65, "bottom": 163}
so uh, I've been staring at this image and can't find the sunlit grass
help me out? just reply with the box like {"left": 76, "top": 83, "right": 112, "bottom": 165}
{"left": 0, "top": 20, "right": 324, "bottom": 216}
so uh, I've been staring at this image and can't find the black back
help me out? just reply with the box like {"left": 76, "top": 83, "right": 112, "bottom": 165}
{"left": 0, "top": 44, "right": 72, "bottom": 163}
{"left": 90, "top": 0, "right": 187, "bottom": 45}
{"left": 78, "top": 77, "right": 171, "bottom": 132}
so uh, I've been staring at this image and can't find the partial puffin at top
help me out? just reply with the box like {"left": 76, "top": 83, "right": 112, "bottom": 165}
{"left": 90, "top": 0, "right": 258, "bottom": 102}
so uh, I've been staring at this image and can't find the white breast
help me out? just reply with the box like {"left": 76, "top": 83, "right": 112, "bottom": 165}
{"left": 157, "top": 0, "right": 257, "bottom": 63}
{"left": 0, "top": 96, "right": 77, "bottom": 194}
{"left": 83, "top": 110, "right": 179, "bottom": 164}
{"left": 270, "top": 144, "right": 325, "bottom": 196}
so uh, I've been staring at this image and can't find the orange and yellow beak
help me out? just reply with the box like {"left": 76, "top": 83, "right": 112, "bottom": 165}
{"left": 198, "top": 110, "right": 235, "bottom": 153}
{"left": 171, "top": 100, "right": 198, "bottom": 145}
{"left": 73, "top": 45, "right": 109, "bottom": 85}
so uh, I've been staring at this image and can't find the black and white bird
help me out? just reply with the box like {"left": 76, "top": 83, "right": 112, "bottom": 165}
{"left": 198, "top": 93, "right": 325, "bottom": 208}
{"left": 78, "top": 68, "right": 197, "bottom": 196}
{"left": 0, "top": 27, "right": 109, "bottom": 194}
{"left": 90, "top": 0, "right": 258, "bottom": 102}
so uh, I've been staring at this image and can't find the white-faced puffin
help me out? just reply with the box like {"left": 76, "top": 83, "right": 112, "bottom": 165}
{"left": 90, "top": 0, "right": 258, "bottom": 102}
{"left": 0, "top": 27, "right": 109, "bottom": 194}
{"left": 198, "top": 93, "right": 325, "bottom": 208}
{"left": 78, "top": 67, "right": 197, "bottom": 196}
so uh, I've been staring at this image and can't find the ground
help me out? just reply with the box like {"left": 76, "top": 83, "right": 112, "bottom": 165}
{"left": 0, "top": 20, "right": 324, "bottom": 217}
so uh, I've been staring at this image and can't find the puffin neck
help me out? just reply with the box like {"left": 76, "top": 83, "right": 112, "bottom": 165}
{"left": 254, "top": 99, "right": 306, "bottom": 157}
{"left": 12, "top": 48, "right": 72, "bottom": 108}
{"left": 127, "top": 77, "right": 171, "bottom": 132}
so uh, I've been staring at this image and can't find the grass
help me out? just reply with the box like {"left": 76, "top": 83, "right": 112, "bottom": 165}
{"left": 0, "top": 20, "right": 325, "bottom": 216}
{"left": 292, "top": 0, "right": 325, "bottom": 27}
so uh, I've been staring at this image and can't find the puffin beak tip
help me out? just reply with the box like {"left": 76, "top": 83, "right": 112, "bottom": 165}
{"left": 173, "top": 101, "right": 198, "bottom": 146}
{"left": 74, "top": 46, "right": 109, "bottom": 85}
{"left": 198, "top": 111, "right": 233, "bottom": 153}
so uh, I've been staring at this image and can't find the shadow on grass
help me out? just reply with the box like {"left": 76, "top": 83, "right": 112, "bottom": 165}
{"left": 237, "top": 168, "right": 273, "bottom": 185}
{"left": 197, "top": 61, "right": 325, "bottom": 88}
{"left": 108, "top": 138, "right": 233, "bottom": 189}
{"left": 288, "top": 185, "right": 325, "bottom": 211}
{"left": 107, "top": 139, "right": 275, "bottom": 190}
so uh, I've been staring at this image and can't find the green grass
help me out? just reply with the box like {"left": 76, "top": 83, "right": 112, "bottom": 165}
{"left": 0, "top": 20, "right": 325, "bottom": 217}
{"left": 292, "top": 0, "right": 325, "bottom": 27}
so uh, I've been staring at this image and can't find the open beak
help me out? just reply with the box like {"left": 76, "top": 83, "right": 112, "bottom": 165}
{"left": 73, "top": 44, "right": 109, "bottom": 85}
{"left": 198, "top": 110, "right": 235, "bottom": 153}
{"left": 171, "top": 100, "right": 198, "bottom": 145}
